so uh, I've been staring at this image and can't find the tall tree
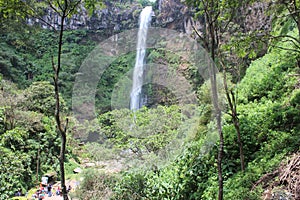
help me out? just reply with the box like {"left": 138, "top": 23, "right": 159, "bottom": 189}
{"left": 186, "top": 0, "right": 224, "bottom": 198}
{"left": 185, "top": 0, "right": 253, "bottom": 198}
{"left": 45, "top": 1, "right": 103, "bottom": 199}
{"left": 50, "top": 2, "right": 74, "bottom": 199}
{"left": 219, "top": 58, "right": 245, "bottom": 171}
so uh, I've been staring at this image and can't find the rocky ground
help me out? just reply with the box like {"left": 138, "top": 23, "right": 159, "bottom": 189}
{"left": 253, "top": 153, "right": 300, "bottom": 200}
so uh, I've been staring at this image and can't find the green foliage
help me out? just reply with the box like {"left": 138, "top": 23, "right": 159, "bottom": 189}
{"left": 238, "top": 47, "right": 297, "bottom": 103}
{"left": 74, "top": 169, "right": 116, "bottom": 200}
{"left": 64, "top": 160, "right": 80, "bottom": 176}
{"left": 290, "top": 89, "right": 300, "bottom": 107}
{"left": 96, "top": 52, "right": 136, "bottom": 113}
{"left": 0, "top": 78, "right": 67, "bottom": 198}
{"left": 110, "top": 139, "right": 218, "bottom": 200}
{"left": 1, "top": 1, "right": 300, "bottom": 199}
{"left": 0, "top": 146, "right": 31, "bottom": 199}
{"left": 222, "top": 153, "right": 286, "bottom": 199}
{"left": 112, "top": 171, "right": 148, "bottom": 200}
{"left": 0, "top": 0, "right": 34, "bottom": 20}
{"left": 85, "top": 142, "right": 120, "bottom": 161}
{"left": 109, "top": 16, "right": 300, "bottom": 199}
{"left": 0, "top": 41, "right": 30, "bottom": 87}
{"left": 137, "top": 0, "right": 155, "bottom": 7}
{"left": 98, "top": 105, "right": 189, "bottom": 159}
{"left": 20, "top": 81, "right": 58, "bottom": 115}
{"left": 0, "top": 28, "right": 96, "bottom": 107}
{"left": 147, "top": 48, "right": 202, "bottom": 93}
{"left": 11, "top": 197, "right": 27, "bottom": 200}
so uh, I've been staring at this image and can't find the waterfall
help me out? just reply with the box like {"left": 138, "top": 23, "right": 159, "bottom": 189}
{"left": 130, "top": 6, "right": 153, "bottom": 111}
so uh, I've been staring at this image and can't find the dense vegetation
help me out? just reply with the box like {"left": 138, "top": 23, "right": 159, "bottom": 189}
{"left": 0, "top": 0, "right": 300, "bottom": 199}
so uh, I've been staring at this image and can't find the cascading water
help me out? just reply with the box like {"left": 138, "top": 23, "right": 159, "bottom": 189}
{"left": 130, "top": 6, "right": 153, "bottom": 110}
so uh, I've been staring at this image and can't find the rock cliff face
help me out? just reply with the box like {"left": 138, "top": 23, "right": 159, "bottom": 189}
{"left": 28, "top": 0, "right": 192, "bottom": 34}
{"left": 28, "top": 1, "right": 143, "bottom": 34}
{"left": 154, "top": 0, "right": 191, "bottom": 33}
{"left": 242, "top": 1, "right": 272, "bottom": 32}
{"left": 29, "top": 0, "right": 271, "bottom": 38}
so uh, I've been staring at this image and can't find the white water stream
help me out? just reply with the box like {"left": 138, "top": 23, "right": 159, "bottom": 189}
{"left": 130, "top": 6, "right": 153, "bottom": 110}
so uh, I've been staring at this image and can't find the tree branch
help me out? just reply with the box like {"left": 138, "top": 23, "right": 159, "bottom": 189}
{"left": 192, "top": 24, "right": 209, "bottom": 49}
{"left": 270, "top": 43, "right": 300, "bottom": 53}
{"left": 48, "top": 0, "right": 62, "bottom": 17}
{"left": 19, "top": 1, "right": 57, "bottom": 30}
{"left": 66, "top": 0, "right": 82, "bottom": 16}
{"left": 268, "top": 33, "right": 300, "bottom": 45}
{"left": 259, "top": 33, "right": 300, "bottom": 53}
{"left": 57, "top": 0, "right": 64, "bottom": 12}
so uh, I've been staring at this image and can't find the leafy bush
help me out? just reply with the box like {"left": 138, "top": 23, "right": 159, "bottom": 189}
{"left": 74, "top": 169, "right": 116, "bottom": 200}
{"left": 238, "top": 48, "right": 297, "bottom": 103}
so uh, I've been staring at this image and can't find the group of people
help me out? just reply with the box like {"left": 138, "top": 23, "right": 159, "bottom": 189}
{"left": 31, "top": 184, "right": 53, "bottom": 199}
{"left": 31, "top": 184, "right": 71, "bottom": 199}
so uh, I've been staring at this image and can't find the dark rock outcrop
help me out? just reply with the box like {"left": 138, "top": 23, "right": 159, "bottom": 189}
{"left": 28, "top": 1, "right": 143, "bottom": 34}
{"left": 154, "top": 0, "right": 192, "bottom": 33}
{"left": 28, "top": 0, "right": 271, "bottom": 40}
{"left": 28, "top": 0, "right": 194, "bottom": 34}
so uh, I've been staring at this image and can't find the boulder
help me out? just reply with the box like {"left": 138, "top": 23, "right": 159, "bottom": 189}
{"left": 73, "top": 167, "right": 82, "bottom": 174}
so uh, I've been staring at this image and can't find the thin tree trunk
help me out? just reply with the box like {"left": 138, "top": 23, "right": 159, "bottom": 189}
{"left": 210, "top": 65, "right": 224, "bottom": 200}
{"left": 233, "top": 111, "right": 245, "bottom": 171}
{"left": 52, "top": 1, "right": 69, "bottom": 199}
{"left": 297, "top": 19, "right": 300, "bottom": 40}
{"left": 36, "top": 142, "right": 40, "bottom": 185}
{"left": 231, "top": 90, "right": 245, "bottom": 171}
{"left": 222, "top": 67, "right": 245, "bottom": 171}
{"left": 209, "top": 19, "right": 224, "bottom": 200}
{"left": 59, "top": 131, "right": 68, "bottom": 200}
{"left": 210, "top": 62, "right": 223, "bottom": 200}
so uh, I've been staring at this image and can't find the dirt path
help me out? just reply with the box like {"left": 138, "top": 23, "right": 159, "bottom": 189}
{"left": 43, "top": 196, "right": 63, "bottom": 200}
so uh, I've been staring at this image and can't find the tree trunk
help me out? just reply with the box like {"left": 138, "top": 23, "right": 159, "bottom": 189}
{"left": 222, "top": 65, "right": 245, "bottom": 171}
{"left": 59, "top": 133, "right": 68, "bottom": 199}
{"left": 210, "top": 60, "right": 223, "bottom": 200}
{"left": 53, "top": 2, "right": 69, "bottom": 199}
{"left": 36, "top": 142, "right": 40, "bottom": 184}
{"left": 210, "top": 65, "right": 224, "bottom": 200}
{"left": 209, "top": 15, "right": 224, "bottom": 200}
{"left": 233, "top": 113, "right": 245, "bottom": 171}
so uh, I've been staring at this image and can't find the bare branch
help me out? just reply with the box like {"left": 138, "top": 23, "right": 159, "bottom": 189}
{"left": 192, "top": 24, "right": 208, "bottom": 49}
{"left": 212, "top": 11, "right": 220, "bottom": 24}
{"left": 280, "top": 39, "right": 300, "bottom": 49}
{"left": 268, "top": 33, "right": 300, "bottom": 44}
{"left": 17, "top": 1, "right": 57, "bottom": 30}
{"left": 270, "top": 43, "right": 300, "bottom": 53}
{"left": 57, "top": 0, "right": 64, "bottom": 12}
{"left": 66, "top": 0, "right": 82, "bottom": 16}
{"left": 257, "top": 33, "right": 300, "bottom": 53}
{"left": 27, "top": 10, "right": 57, "bottom": 30}
{"left": 293, "top": 0, "right": 297, "bottom": 11}
{"left": 48, "top": 0, "right": 62, "bottom": 17}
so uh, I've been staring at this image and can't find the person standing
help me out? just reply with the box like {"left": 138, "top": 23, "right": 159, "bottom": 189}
{"left": 67, "top": 185, "right": 72, "bottom": 193}
{"left": 56, "top": 186, "right": 60, "bottom": 196}
{"left": 47, "top": 184, "right": 52, "bottom": 197}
